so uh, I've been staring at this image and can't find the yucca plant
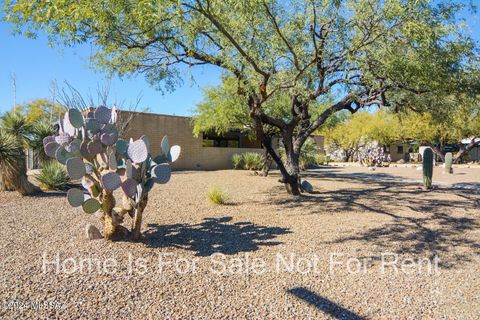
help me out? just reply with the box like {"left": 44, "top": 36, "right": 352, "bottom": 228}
{"left": 231, "top": 153, "right": 242, "bottom": 169}
{"left": 242, "top": 152, "right": 264, "bottom": 170}
{"left": 0, "top": 111, "right": 32, "bottom": 141}
{"left": 36, "top": 161, "right": 71, "bottom": 191}
{"left": 0, "top": 130, "right": 35, "bottom": 195}
{"left": 29, "top": 120, "right": 57, "bottom": 164}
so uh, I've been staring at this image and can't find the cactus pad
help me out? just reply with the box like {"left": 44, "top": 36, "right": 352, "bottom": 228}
{"left": 67, "top": 188, "right": 85, "bottom": 207}
{"left": 152, "top": 163, "right": 171, "bottom": 184}
{"left": 127, "top": 139, "right": 148, "bottom": 163}
{"left": 115, "top": 139, "right": 128, "bottom": 155}
{"left": 65, "top": 139, "right": 81, "bottom": 153}
{"left": 169, "top": 145, "right": 181, "bottom": 162}
{"left": 161, "top": 136, "right": 170, "bottom": 155}
{"left": 94, "top": 106, "right": 112, "bottom": 124}
{"left": 100, "top": 133, "right": 116, "bottom": 146}
{"left": 44, "top": 142, "right": 60, "bottom": 158}
{"left": 43, "top": 135, "right": 56, "bottom": 146}
{"left": 66, "top": 157, "right": 86, "bottom": 180}
{"left": 144, "top": 178, "right": 155, "bottom": 192}
{"left": 55, "top": 134, "right": 72, "bottom": 146}
{"left": 141, "top": 135, "right": 151, "bottom": 153}
{"left": 68, "top": 108, "right": 84, "bottom": 128}
{"left": 82, "top": 198, "right": 101, "bottom": 214}
{"left": 126, "top": 159, "right": 133, "bottom": 179}
{"left": 62, "top": 113, "right": 76, "bottom": 136}
{"left": 121, "top": 178, "right": 138, "bottom": 197}
{"left": 55, "top": 146, "right": 72, "bottom": 164}
{"left": 101, "top": 172, "right": 121, "bottom": 191}
{"left": 87, "top": 140, "right": 103, "bottom": 155}
{"left": 108, "top": 152, "right": 117, "bottom": 170}
{"left": 85, "top": 118, "right": 101, "bottom": 133}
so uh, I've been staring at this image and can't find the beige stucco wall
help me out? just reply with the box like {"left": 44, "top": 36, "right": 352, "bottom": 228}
{"left": 119, "top": 111, "right": 264, "bottom": 170}
{"left": 388, "top": 142, "right": 410, "bottom": 162}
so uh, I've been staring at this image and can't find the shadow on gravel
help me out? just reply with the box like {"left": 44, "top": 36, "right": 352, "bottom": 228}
{"left": 288, "top": 287, "right": 365, "bottom": 320}
{"left": 142, "top": 217, "right": 291, "bottom": 256}
{"left": 33, "top": 190, "right": 67, "bottom": 198}
{"left": 265, "top": 172, "right": 480, "bottom": 268}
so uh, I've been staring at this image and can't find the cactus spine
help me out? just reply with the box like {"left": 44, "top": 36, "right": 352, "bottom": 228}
{"left": 445, "top": 152, "right": 453, "bottom": 174}
{"left": 423, "top": 148, "right": 434, "bottom": 189}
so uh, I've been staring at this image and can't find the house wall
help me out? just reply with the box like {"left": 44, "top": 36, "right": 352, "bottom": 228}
{"left": 388, "top": 142, "right": 410, "bottom": 162}
{"left": 120, "top": 111, "right": 264, "bottom": 170}
{"left": 468, "top": 146, "right": 480, "bottom": 161}
{"left": 311, "top": 135, "right": 325, "bottom": 153}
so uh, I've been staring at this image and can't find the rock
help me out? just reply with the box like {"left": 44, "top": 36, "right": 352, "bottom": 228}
{"left": 300, "top": 180, "right": 313, "bottom": 193}
{"left": 397, "top": 159, "right": 405, "bottom": 164}
{"left": 369, "top": 167, "right": 376, "bottom": 171}
{"left": 85, "top": 224, "right": 103, "bottom": 240}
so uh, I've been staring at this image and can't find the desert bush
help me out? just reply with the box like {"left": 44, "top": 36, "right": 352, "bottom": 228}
{"left": 36, "top": 161, "right": 71, "bottom": 191}
{"left": 231, "top": 154, "right": 242, "bottom": 169}
{"left": 29, "top": 121, "right": 56, "bottom": 164}
{"left": 207, "top": 186, "right": 229, "bottom": 205}
{"left": 315, "top": 153, "right": 329, "bottom": 165}
{"left": 242, "top": 152, "right": 264, "bottom": 170}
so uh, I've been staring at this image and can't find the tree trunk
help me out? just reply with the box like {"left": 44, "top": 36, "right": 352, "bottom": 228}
{"left": 454, "top": 138, "right": 479, "bottom": 163}
{"left": 261, "top": 149, "right": 273, "bottom": 177}
{"left": 261, "top": 134, "right": 301, "bottom": 196}
{"left": 283, "top": 151, "right": 301, "bottom": 195}
{"left": 131, "top": 193, "right": 149, "bottom": 241}
{"left": 428, "top": 144, "right": 445, "bottom": 162}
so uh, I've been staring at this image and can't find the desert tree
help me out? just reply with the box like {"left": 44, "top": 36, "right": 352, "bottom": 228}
{"left": 5, "top": 0, "right": 478, "bottom": 194}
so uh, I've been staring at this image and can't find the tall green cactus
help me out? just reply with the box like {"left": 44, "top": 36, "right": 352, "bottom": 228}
{"left": 423, "top": 148, "right": 433, "bottom": 189}
{"left": 43, "top": 106, "right": 182, "bottom": 241}
{"left": 445, "top": 152, "right": 453, "bottom": 174}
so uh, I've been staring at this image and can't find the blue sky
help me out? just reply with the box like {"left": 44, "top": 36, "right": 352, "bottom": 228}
{"left": 0, "top": 6, "right": 479, "bottom": 116}
{"left": 0, "top": 23, "right": 222, "bottom": 116}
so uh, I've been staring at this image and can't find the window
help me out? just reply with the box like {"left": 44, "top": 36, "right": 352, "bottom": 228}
{"left": 203, "top": 133, "right": 240, "bottom": 148}
{"left": 397, "top": 146, "right": 404, "bottom": 154}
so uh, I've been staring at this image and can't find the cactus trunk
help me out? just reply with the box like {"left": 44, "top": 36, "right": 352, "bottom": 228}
{"left": 445, "top": 152, "right": 453, "bottom": 174}
{"left": 131, "top": 194, "right": 149, "bottom": 240}
{"left": 423, "top": 148, "right": 433, "bottom": 189}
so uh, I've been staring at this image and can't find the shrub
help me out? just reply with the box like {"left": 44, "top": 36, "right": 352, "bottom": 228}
{"left": 0, "top": 130, "right": 35, "bottom": 195}
{"left": 207, "top": 186, "right": 229, "bottom": 205}
{"left": 314, "top": 153, "right": 329, "bottom": 165}
{"left": 36, "top": 161, "right": 71, "bottom": 191}
{"left": 231, "top": 154, "right": 242, "bottom": 169}
{"left": 242, "top": 152, "right": 264, "bottom": 170}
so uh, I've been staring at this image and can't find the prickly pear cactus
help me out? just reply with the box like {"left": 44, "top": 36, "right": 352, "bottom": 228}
{"left": 445, "top": 152, "right": 453, "bottom": 174}
{"left": 423, "top": 148, "right": 433, "bottom": 189}
{"left": 43, "top": 106, "right": 182, "bottom": 240}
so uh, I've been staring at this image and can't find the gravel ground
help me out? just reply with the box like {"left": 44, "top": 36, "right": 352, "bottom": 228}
{"left": 1, "top": 167, "right": 479, "bottom": 319}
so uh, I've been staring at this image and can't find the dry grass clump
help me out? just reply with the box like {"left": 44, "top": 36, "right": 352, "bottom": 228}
{"left": 207, "top": 186, "right": 229, "bottom": 205}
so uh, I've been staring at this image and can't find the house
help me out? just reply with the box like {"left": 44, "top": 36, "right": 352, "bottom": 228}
{"left": 120, "top": 111, "right": 264, "bottom": 170}
{"left": 121, "top": 111, "right": 325, "bottom": 170}
{"left": 462, "top": 138, "right": 480, "bottom": 161}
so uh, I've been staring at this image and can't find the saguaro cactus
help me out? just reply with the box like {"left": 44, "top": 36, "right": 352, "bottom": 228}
{"left": 43, "top": 106, "right": 181, "bottom": 241}
{"left": 423, "top": 148, "right": 433, "bottom": 189}
{"left": 445, "top": 152, "right": 453, "bottom": 174}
